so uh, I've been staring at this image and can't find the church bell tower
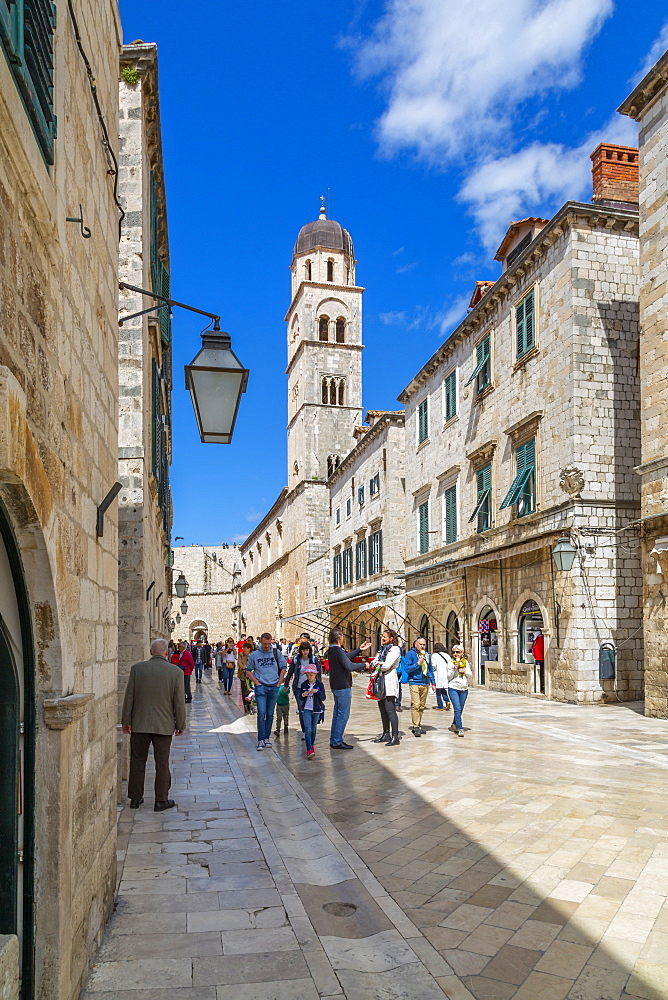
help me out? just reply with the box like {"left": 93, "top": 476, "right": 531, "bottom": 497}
{"left": 286, "top": 201, "right": 364, "bottom": 487}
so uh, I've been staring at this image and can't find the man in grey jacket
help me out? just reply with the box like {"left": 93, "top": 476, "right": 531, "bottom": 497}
{"left": 121, "top": 638, "right": 186, "bottom": 811}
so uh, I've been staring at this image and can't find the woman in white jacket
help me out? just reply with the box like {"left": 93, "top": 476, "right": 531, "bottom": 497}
{"left": 371, "top": 628, "right": 402, "bottom": 747}
{"left": 431, "top": 642, "right": 452, "bottom": 712}
{"left": 447, "top": 644, "right": 473, "bottom": 737}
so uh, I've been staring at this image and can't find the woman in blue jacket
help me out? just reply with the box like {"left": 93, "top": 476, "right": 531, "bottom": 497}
{"left": 403, "top": 636, "right": 434, "bottom": 737}
{"left": 299, "top": 665, "right": 326, "bottom": 758}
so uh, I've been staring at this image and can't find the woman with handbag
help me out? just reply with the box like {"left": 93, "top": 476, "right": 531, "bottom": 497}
{"left": 370, "top": 628, "right": 402, "bottom": 747}
{"left": 447, "top": 644, "right": 473, "bottom": 737}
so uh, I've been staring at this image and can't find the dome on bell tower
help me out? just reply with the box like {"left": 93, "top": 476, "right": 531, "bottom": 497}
{"left": 293, "top": 201, "right": 354, "bottom": 259}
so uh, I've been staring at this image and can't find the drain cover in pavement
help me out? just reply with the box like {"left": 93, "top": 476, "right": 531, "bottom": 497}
{"left": 323, "top": 902, "right": 357, "bottom": 917}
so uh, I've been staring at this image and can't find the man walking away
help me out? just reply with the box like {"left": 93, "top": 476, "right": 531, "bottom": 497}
{"left": 326, "top": 629, "right": 370, "bottom": 750}
{"left": 122, "top": 638, "right": 186, "bottom": 811}
{"left": 246, "top": 633, "right": 286, "bottom": 750}
{"left": 192, "top": 641, "right": 205, "bottom": 684}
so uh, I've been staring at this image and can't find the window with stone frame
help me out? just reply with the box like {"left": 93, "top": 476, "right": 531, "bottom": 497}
{"left": 369, "top": 530, "right": 383, "bottom": 574}
{"left": 443, "top": 483, "right": 457, "bottom": 544}
{"left": 335, "top": 507, "right": 340, "bottom": 525}
{"left": 369, "top": 472, "right": 380, "bottom": 496}
{"left": 515, "top": 289, "right": 535, "bottom": 360}
{"left": 465, "top": 336, "right": 491, "bottom": 394}
{"left": 342, "top": 547, "right": 353, "bottom": 585}
{"left": 501, "top": 438, "right": 536, "bottom": 517}
{"left": 327, "top": 259, "right": 334, "bottom": 281}
{"left": 319, "top": 315, "right": 329, "bottom": 341}
{"left": 355, "top": 538, "right": 367, "bottom": 580}
{"left": 469, "top": 463, "right": 492, "bottom": 533}
{"left": 417, "top": 397, "right": 429, "bottom": 444}
{"left": 333, "top": 552, "right": 342, "bottom": 588}
{"left": 444, "top": 369, "right": 457, "bottom": 422}
{"left": 0, "top": 0, "right": 56, "bottom": 163}
{"left": 418, "top": 500, "right": 429, "bottom": 554}
{"left": 336, "top": 317, "right": 345, "bottom": 343}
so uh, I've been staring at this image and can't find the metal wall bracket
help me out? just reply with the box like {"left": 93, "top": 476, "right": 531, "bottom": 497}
{"left": 96, "top": 482, "right": 122, "bottom": 537}
{"left": 66, "top": 205, "right": 92, "bottom": 239}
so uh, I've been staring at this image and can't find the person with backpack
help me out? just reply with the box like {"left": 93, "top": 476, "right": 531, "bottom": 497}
{"left": 447, "top": 644, "right": 473, "bottom": 737}
{"left": 370, "top": 628, "right": 402, "bottom": 747}
{"left": 404, "top": 636, "right": 435, "bottom": 737}
{"left": 245, "top": 632, "right": 287, "bottom": 750}
{"left": 431, "top": 642, "right": 452, "bottom": 712}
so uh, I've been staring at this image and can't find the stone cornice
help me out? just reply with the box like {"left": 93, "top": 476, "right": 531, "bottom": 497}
{"left": 466, "top": 440, "right": 498, "bottom": 469}
{"left": 286, "top": 339, "right": 364, "bottom": 375}
{"left": 397, "top": 201, "right": 639, "bottom": 404}
{"left": 284, "top": 281, "right": 365, "bottom": 322}
{"left": 618, "top": 50, "right": 668, "bottom": 120}
{"left": 329, "top": 412, "right": 405, "bottom": 484}
{"left": 286, "top": 401, "right": 363, "bottom": 432}
{"left": 43, "top": 693, "right": 94, "bottom": 731}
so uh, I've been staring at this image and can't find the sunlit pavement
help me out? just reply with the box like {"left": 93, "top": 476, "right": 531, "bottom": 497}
{"left": 84, "top": 673, "right": 668, "bottom": 999}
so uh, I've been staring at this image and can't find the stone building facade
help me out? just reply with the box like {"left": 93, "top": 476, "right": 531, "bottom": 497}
{"left": 240, "top": 207, "right": 363, "bottom": 636}
{"left": 326, "top": 412, "right": 407, "bottom": 651}
{"left": 0, "top": 2, "right": 122, "bottom": 997}
{"left": 170, "top": 545, "right": 241, "bottom": 642}
{"left": 620, "top": 50, "right": 668, "bottom": 717}
{"left": 117, "top": 43, "right": 172, "bottom": 707}
{"left": 397, "top": 147, "right": 642, "bottom": 703}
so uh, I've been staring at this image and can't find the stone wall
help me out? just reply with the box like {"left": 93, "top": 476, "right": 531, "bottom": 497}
{"left": 399, "top": 200, "right": 642, "bottom": 704}
{"left": 0, "top": 936, "right": 18, "bottom": 1000}
{"left": 0, "top": 2, "right": 122, "bottom": 996}
{"left": 170, "top": 545, "right": 240, "bottom": 642}
{"left": 620, "top": 53, "right": 668, "bottom": 717}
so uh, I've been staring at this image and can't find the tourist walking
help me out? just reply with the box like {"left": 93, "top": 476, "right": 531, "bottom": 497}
{"left": 202, "top": 639, "right": 212, "bottom": 672}
{"left": 299, "top": 665, "right": 326, "bottom": 757}
{"left": 431, "top": 642, "right": 452, "bottom": 712}
{"left": 371, "top": 628, "right": 402, "bottom": 747}
{"left": 175, "top": 640, "right": 194, "bottom": 702}
{"left": 285, "top": 639, "right": 321, "bottom": 738}
{"left": 192, "top": 641, "right": 205, "bottom": 684}
{"left": 237, "top": 639, "right": 254, "bottom": 710}
{"left": 245, "top": 633, "right": 287, "bottom": 750}
{"left": 274, "top": 680, "right": 290, "bottom": 737}
{"left": 326, "top": 628, "right": 371, "bottom": 750}
{"left": 121, "top": 638, "right": 185, "bottom": 811}
{"left": 221, "top": 637, "right": 237, "bottom": 694}
{"left": 448, "top": 644, "right": 472, "bottom": 737}
{"left": 404, "top": 636, "right": 435, "bottom": 737}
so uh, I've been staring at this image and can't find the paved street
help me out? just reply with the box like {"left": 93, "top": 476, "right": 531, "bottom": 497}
{"left": 84, "top": 674, "right": 668, "bottom": 1000}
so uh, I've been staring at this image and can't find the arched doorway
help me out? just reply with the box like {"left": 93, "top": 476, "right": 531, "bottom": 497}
{"left": 419, "top": 614, "right": 430, "bottom": 641}
{"left": 189, "top": 619, "right": 208, "bottom": 642}
{"left": 518, "top": 599, "right": 545, "bottom": 693}
{"left": 0, "top": 501, "right": 36, "bottom": 994}
{"left": 477, "top": 606, "right": 499, "bottom": 685}
{"left": 445, "top": 611, "right": 460, "bottom": 652}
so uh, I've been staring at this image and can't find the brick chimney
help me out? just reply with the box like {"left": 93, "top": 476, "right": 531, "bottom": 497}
{"left": 590, "top": 143, "right": 639, "bottom": 208}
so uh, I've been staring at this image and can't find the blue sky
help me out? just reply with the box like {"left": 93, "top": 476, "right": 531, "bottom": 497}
{"left": 119, "top": 0, "right": 667, "bottom": 546}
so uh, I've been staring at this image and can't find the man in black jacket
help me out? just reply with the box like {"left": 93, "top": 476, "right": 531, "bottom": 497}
{"left": 327, "top": 629, "right": 370, "bottom": 749}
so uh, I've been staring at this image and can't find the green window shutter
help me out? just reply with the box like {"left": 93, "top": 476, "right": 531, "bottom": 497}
{"left": 516, "top": 291, "right": 535, "bottom": 359}
{"left": 151, "top": 359, "right": 159, "bottom": 479}
{"left": 377, "top": 531, "right": 383, "bottom": 572}
{"left": 158, "top": 261, "right": 171, "bottom": 344}
{"left": 418, "top": 398, "right": 428, "bottom": 442}
{"left": 444, "top": 484, "right": 457, "bottom": 544}
{"left": 469, "top": 464, "right": 491, "bottom": 525}
{"left": 445, "top": 371, "right": 456, "bottom": 421}
{"left": 150, "top": 171, "right": 159, "bottom": 291}
{"left": 500, "top": 439, "right": 536, "bottom": 509}
{"left": 464, "top": 337, "right": 490, "bottom": 387}
{"left": 419, "top": 501, "right": 429, "bottom": 554}
{"left": 2, "top": 0, "right": 57, "bottom": 163}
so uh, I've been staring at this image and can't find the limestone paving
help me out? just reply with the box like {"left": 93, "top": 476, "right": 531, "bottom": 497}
{"left": 84, "top": 673, "right": 668, "bottom": 999}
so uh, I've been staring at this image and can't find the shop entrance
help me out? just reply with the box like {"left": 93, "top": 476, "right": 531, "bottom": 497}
{"left": 445, "top": 611, "right": 460, "bottom": 652}
{"left": 518, "top": 599, "right": 545, "bottom": 693}
{"left": 477, "top": 606, "right": 498, "bottom": 685}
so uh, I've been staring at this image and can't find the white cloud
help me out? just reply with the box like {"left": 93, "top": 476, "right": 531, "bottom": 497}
{"left": 433, "top": 295, "right": 469, "bottom": 337}
{"left": 633, "top": 19, "right": 668, "bottom": 84}
{"left": 459, "top": 114, "right": 638, "bottom": 250}
{"left": 396, "top": 261, "right": 417, "bottom": 273}
{"left": 355, "top": 0, "right": 613, "bottom": 161}
{"left": 379, "top": 310, "right": 408, "bottom": 324}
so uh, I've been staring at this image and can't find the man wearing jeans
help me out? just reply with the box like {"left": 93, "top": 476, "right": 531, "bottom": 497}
{"left": 192, "top": 642, "right": 205, "bottom": 683}
{"left": 246, "top": 632, "right": 286, "bottom": 750}
{"left": 326, "top": 629, "right": 370, "bottom": 749}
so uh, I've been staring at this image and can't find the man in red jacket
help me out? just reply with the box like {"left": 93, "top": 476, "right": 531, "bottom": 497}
{"left": 175, "top": 641, "right": 195, "bottom": 702}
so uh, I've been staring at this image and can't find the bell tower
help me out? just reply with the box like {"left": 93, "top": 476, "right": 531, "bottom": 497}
{"left": 286, "top": 200, "right": 364, "bottom": 487}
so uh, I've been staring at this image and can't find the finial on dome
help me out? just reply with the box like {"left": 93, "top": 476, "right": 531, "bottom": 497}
{"left": 319, "top": 195, "right": 326, "bottom": 220}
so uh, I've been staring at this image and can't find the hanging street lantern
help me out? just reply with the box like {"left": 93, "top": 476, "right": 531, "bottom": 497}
{"left": 173, "top": 572, "right": 189, "bottom": 599}
{"left": 180, "top": 599, "right": 188, "bottom": 615}
{"left": 185, "top": 326, "right": 249, "bottom": 444}
{"left": 175, "top": 613, "right": 181, "bottom": 623}
{"left": 552, "top": 535, "right": 578, "bottom": 572}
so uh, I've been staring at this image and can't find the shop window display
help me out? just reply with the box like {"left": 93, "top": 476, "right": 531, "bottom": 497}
{"left": 478, "top": 606, "right": 498, "bottom": 684}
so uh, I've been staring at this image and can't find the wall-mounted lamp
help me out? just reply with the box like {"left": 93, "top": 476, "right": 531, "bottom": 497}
{"left": 552, "top": 536, "right": 577, "bottom": 572}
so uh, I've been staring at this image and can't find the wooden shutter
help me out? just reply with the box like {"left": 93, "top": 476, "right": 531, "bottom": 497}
{"left": 418, "top": 399, "right": 428, "bottom": 442}
{"left": 2, "top": 0, "right": 57, "bottom": 162}
{"left": 444, "top": 485, "right": 457, "bottom": 544}
{"left": 445, "top": 372, "right": 456, "bottom": 421}
{"left": 500, "top": 439, "right": 536, "bottom": 509}
{"left": 419, "top": 502, "right": 429, "bottom": 553}
{"left": 516, "top": 291, "right": 534, "bottom": 358}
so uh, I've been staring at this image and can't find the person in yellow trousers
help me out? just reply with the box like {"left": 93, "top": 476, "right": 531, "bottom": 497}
{"left": 403, "top": 636, "right": 435, "bottom": 737}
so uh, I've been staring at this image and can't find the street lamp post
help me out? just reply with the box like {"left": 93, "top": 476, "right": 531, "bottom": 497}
{"left": 185, "top": 327, "right": 249, "bottom": 444}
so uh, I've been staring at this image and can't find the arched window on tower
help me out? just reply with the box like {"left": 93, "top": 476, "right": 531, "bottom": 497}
{"left": 319, "top": 315, "right": 329, "bottom": 341}
{"left": 293, "top": 461, "right": 299, "bottom": 484}
{"left": 321, "top": 379, "right": 328, "bottom": 403}
{"left": 327, "top": 455, "right": 340, "bottom": 478}
{"left": 335, "top": 318, "right": 345, "bottom": 343}
{"left": 338, "top": 380, "right": 345, "bottom": 406}
{"left": 329, "top": 380, "right": 337, "bottom": 405}
{"left": 305, "top": 259, "right": 312, "bottom": 280}
{"left": 327, "top": 259, "right": 334, "bottom": 281}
